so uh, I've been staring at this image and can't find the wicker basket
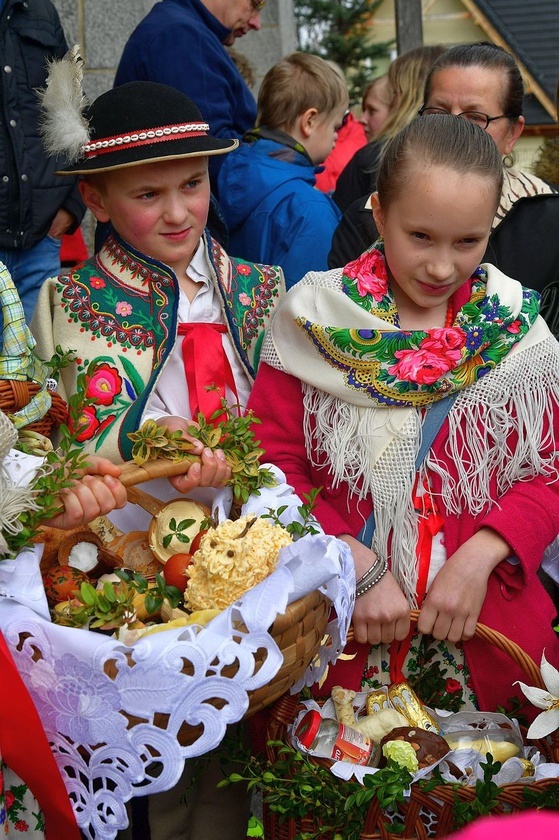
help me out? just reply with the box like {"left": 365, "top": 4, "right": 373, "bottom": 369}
{"left": 0, "top": 379, "right": 68, "bottom": 436}
{"left": 167, "top": 588, "right": 331, "bottom": 746}
{"left": 0, "top": 263, "right": 67, "bottom": 435}
{"left": 38, "top": 530, "right": 331, "bottom": 746}
{"left": 244, "top": 588, "right": 331, "bottom": 718}
{"left": 263, "top": 612, "right": 559, "bottom": 840}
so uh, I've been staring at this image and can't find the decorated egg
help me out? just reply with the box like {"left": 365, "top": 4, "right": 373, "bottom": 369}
{"left": 42, "top": 565, "right": 88, "bottom": 606}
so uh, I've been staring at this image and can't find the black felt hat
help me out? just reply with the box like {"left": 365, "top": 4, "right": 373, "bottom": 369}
{"left": 58, "top": 81, "right": 237, "bottom": 175}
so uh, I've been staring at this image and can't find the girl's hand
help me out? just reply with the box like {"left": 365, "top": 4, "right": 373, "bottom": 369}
{"left": 418, "top": 528, "right": 511, "bottom": 642}
{"left": 45, "top": 456, "right": 127, "bottom": 530}
{"left": 340, "top": 534, "right": 411, "bottom": 646}
{"left": 157, "top": 416, "right": 231, "bottom": 493}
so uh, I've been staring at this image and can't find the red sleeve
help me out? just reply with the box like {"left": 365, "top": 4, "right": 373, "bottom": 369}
{"left": 479, "top": 473, "right": 559, "bottom": 591}
{"left": 434, "top": 389, "right": 559, "bottom": 594}
{"left": 248, "top": 363, "right": 353, "bottom": 536}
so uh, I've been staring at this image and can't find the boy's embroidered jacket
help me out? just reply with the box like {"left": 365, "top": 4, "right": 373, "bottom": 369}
{"left": 31, "top": 231, "right": 285, "bottom": 462}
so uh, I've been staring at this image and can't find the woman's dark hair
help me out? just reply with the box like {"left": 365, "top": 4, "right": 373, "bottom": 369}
{"left": 423, "top": 42, "right": 524, "bottom": 119}
{"left": 377, "top": 114, "right": 504, "bottom": 209}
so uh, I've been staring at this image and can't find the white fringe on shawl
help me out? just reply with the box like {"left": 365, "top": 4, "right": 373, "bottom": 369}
{"left": 301, "top": 332, "right": 559, "bottom": 607}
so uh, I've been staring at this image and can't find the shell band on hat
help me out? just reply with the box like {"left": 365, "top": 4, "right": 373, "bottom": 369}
{"left": 83, "top": 122, "right": 211, "bottom": 158}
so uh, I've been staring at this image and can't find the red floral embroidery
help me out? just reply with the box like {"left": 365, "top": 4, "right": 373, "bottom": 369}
{"left": 445, "top": 678, "right": 462, "bottom": 695}
{"left": 85, "top": 364, "right": 123, "bottom": 406}
{"left": 90, "top": 276, "right": 106, "bottom": 290}
{"left": 236, "top": 264, "right": 251, "bottom": 276}
{"left": 70, "top": 405, "right": 100, "bottom": 442}
{"left": 14, "top": 821, "right": 28, "bottom": 832}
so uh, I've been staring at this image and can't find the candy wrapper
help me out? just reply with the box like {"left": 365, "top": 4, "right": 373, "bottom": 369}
{"left": 388, "top": 681, "right": 441, "bottom": 733}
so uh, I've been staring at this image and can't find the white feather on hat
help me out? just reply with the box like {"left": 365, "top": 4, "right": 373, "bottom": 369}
{"left": 37, "top": 44, "right": 90, "bottom": 164}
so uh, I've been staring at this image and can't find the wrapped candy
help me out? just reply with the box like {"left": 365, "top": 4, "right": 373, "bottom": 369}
{"left": 365, "top": 687, "right": 390, "bottom": 715}
{"left": 388, "top": 682, "right": 441, "bottom": 733}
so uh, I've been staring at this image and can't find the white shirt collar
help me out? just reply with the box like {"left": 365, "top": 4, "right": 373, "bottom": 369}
{"left": 185, "top": 237, "right": 211, "bottom": 286}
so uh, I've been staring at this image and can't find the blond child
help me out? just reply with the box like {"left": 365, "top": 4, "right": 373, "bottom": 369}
{"left": 217, "top": 51, "right": 348, "bottom": 288}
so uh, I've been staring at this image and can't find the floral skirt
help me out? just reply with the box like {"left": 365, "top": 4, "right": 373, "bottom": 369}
{"left": 362, "top": 631, "right": 477, "bottom": 713}
{"left": 0, "top": 765, "right": 44, "bottom": 838}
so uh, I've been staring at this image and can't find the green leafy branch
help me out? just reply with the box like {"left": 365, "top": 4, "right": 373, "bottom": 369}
{"left": 451, "top": 753, "right": 502, "bottom": 828}
{"left": 53, "top": 570, "right": 182, "bottom": 631}
{"left": 262, "top": 488, "right": 322, "bottom": 540}
{"left": 55, "top": 579, "right": 137, "bottom": 630}
{"left": 45, "top": 345, "right": 77, "bottom": 380}
{"left": 127, "top": 399, "right": 277, "bottom": 504}
{"left": 217, "top": 738, "right": 412, "bottom": 840}
{"left": 114, "top": 569, "right": 182, "bottom": 615}
{"left": 5, "top": 391, "right": 91, "bottom": 556}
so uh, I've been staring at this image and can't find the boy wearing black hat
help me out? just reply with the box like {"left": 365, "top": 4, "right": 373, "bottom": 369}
{"left": 32, "top": 77, "right": 284, "bottom": 485}
{"left": 31, "top": 70, "right": 284, "bottom": 839}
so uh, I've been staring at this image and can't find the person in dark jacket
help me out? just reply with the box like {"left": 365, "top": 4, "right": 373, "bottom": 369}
{"left": 217, "top": 52, "right": 347, "bottom": 288}
{"left": 114, "top": 0, "right": 264, "bottom": 194}
{"left": 0, "top": 0, "right": 85, "bottom": 322}
{"left": 332, "top": 45, "right": 446, "bottom": 213}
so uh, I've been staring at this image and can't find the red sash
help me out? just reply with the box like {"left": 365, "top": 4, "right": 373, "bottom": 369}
{"left": 178, "top": 322, "right": 238, "bottom": 426}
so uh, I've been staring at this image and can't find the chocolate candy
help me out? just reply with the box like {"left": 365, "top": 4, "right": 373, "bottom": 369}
{"left": 380, "top": 726, "right": 450, "bottom": 769}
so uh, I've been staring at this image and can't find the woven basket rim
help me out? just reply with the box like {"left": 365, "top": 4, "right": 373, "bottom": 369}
{"left": 347, "top": 609, "right": 544, "bottom": 689}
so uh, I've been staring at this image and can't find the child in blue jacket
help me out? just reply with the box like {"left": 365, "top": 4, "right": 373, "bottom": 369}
{"left": 217, "top": 52, "right": 348, "bottom": 288}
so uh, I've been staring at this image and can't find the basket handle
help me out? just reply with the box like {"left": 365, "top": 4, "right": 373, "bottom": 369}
{"left": 347, "top": 609, "right": 544, "bottom": 690}
{"left": 119, "top": 456, "right": 195, "bottom": 487}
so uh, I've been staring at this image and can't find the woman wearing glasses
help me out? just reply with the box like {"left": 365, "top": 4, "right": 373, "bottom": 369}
{"left": 329, "top": 43, "right": 559, "bottom": 337}
{"left": 419, "top": 42, "right": 554, "bottom": 229}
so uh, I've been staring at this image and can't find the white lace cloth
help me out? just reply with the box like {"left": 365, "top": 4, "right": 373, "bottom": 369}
{"left": 0, "top": 467, "right": 355, "bottom": 839}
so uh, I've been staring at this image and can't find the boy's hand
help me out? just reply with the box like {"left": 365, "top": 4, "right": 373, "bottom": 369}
{"left": 44, "top": 456, "right": 127, "bottom": 530}
{"left": 418, "top": 528, "right": 511, "bottom": 642}
{"left": 157, "top": 416, "right": 231, "bottom": 494}
{"left": 340, "top": 534, "right": 410, "bottom": 646}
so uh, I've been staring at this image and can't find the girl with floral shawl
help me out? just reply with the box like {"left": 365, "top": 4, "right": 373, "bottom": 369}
{"left": 248, "top": 115, "right": 559, "bottom": 716}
